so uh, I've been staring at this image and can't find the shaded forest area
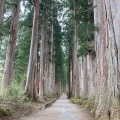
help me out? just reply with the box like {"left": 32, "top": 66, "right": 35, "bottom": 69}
{"left": 0, "top": 0, "right": 120, "bottom": 120}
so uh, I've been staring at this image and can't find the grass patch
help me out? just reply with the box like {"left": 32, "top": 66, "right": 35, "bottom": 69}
{"left": 83, "top": 98, "right": 94, "bottom": 110}
{"left": 0, "top": 82, "right": 32, "bottom": 119}
{"left": 71, "top": 96, "right": 95, "bottom": 115}
{"left": 0, "top": 107, "right": 11, "bottom": 116}
{"left": 98, "top": 115, "right": 109, "bottom": 120}
{"left": 71, "top": 97, "right": 81, "bottom": 104}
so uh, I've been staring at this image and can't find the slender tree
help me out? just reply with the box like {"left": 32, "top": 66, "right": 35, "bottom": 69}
{"left": 13, "top": 1, "right": 34, "bottom": 87}
{"left": 72, "top": 0, "right": 78, "bottom": 97}
{"left": 0, "top": 0, "right": 5, "bottom": 26}
{"left": 1, "top": 0, "right": 21, "bottom": 94}
{"left": 47, "top": 17, "right": 54, "bottom": 94}
{"left": 25, "top": 0, "right": 40, "bottom": 99}
{"left": 39, "top": 0, "right": 47, "bottom": 98}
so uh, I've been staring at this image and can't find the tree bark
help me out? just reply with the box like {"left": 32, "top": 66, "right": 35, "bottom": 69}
{"left": 93, "top": 0, "right": 120, "bottom": 119}
{"left": 39, "top": 23, "right": 44, "bottom": 98}
{"left": 39, "top": 1, "right": 47, "bottom": 98}
{"left": 39, "top": 0, "right": 52, "bottom": 97}
{"left": 1, "top": 1, "right": 20, "bottom": 94}
{"left": 48, "top": 20, "right": 54, "bottom": 94}
{"left": 25, "top": 0, "right": 39, "bottom": 99}
{"left": 43, "top": 0, "right": 49, "bottom": 95}
{"left": 0, "top": 0, "right": 5, "bottom": 26}
{"left": 68, "top": 50, "right": 70, "bottom": 97}
{"left": 68, "top": 39, "right": 72, "bottom": 97}
{"left": 72, "top": 0, "right": 78, "bottom": 97}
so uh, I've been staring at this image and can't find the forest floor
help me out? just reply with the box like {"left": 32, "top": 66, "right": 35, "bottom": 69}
{"left": 0, "top": 95, "right": 57, "bottom": 120}
{"left": 19, "top": 94, "right": 95, "bottom": 120}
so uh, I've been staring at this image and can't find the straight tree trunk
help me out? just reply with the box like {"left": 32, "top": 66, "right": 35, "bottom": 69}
{"left": 0, "top": 0, "right": 5, "bottom": 26}
{"left": 51, "top": 28, "right": 55, "bottom": 94}
{"left": 48, "top": 20, "right": 54, "bottom": 94}
{"left": 83, "top": 56, "right": 89, "bottom": 96}
{"left": 93, "top": 0, "right": 120, "bottom": 119}
{"left": 39, "top": 0, "right": 49, "bottom": 98}
{"left": 72, "top": 0, "right": 78, "bottom": 97}
{"left": 25, "top": 0, "right": 39, "bottom": 99}
{"left": 39, "top": 23, "right": 44, "bottom": 98}
{"left": 68, "top": 38, "right": 73, "bottom": 97}
{"left": 52, "top": 60, "right": 55, "bottom": 94}
{"left": 68, "top": 42, "right": 71, "bottom": 97}
{"left": 47, "top": 0, "right": 55, "bottom": 94}
{"left": 43, "top": 0, "right": 49, "bottom": 95}
{"left": 1, "top": 1, "right": 20, "bottom": 94}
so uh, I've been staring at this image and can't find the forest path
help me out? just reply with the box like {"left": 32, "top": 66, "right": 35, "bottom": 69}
{"left": 20, "top": 94, "right": 94, "bottom": 120}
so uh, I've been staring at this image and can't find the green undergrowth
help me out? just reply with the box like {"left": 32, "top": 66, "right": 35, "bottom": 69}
{"left": 98, "top": 115, "right": 110, "bottom": 120}
{"left": 0, "top": 96, "right": 31, "bottom": 119}
{"left": 0, "top": 107, "right": 11, "bottom": 117}
{"left": 0, "top": 83, "right": 60, "bottom": 118}
{"left": 96, "top": 98, "right": 120, "bottom": 120}
{"left": 71, "top": 96, "right": 120, "bottom": 120}
{"left": 71, "top": 96, "right": 96, "bottom": 115}
{"left": 110, "top": 98, "right": 120, "bottom": 120}
{"left": 0, "top": 83, "right": 32, "bottom": 118}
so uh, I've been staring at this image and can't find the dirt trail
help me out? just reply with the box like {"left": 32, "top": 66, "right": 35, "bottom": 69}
{"left": 20, "top": 95, "right": 94, "bottom": 120}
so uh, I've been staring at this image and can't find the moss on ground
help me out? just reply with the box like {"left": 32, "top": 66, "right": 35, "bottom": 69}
{"left": 70, "top": 96, "right": 96, "bottom": 118}
{"left": 109, "top": 98, "right": 120, "bottom": 120}
{"left": 98, "top": 115, "right": 109, "bottom": 120}
{"left": 0, "top": 107, "right": 11, "bottom": 116}
{"left": 118, "top": 112, "right": 120, "bottom": 119}
{"left": 0, "top": 96, "right": 32, "bottom": 119}
{"left": 71, "top": 96, "right": 120, "bottom": 120}
{"left": 70, "top": 96, "right": 95, "bottom": 110}
{"left": 70, "top": 98, "right": 81, "bottom": 104}
{"left": 84, "top": 102, "right": 91, "bottom": 109}
{"left": 91, "top": 108, "right": 95, "bottom": 115}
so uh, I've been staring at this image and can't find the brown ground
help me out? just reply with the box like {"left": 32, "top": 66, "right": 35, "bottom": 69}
{"left": 0, "top": 96, "right": 57, "bottom": 120}
{"left": 19, "top": 95, "right": 95, "bottom": 120}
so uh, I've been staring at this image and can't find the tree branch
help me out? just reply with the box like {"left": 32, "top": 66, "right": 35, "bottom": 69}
{"left": 80, "top": 5, "right": 97, "bottom": 13}
{"left": 5, "top": 1, "right": 14, "bottom": 6}
{"left": 2, "top": 16, "right": 11, "bottom": 23}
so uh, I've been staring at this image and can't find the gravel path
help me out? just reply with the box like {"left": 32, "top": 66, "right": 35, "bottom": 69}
{"left": 20, "top": 95, "right": 94, "bottom": 120}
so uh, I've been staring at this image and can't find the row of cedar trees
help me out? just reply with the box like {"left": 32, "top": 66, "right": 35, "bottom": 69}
{"left": 67, "top": 0, "right": 120, "bottom": 119}
{"left": 67, "top": 0, "right": 95, "bottom": 98}
{"left": 1, "top": 0, "right": 120, "bottom": 119}
{"left": 0, "top": 0, "right": 64, "bottom": 99}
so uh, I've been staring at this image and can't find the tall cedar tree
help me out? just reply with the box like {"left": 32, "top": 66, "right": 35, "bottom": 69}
{"left": 25, "top": 0, "right": 39, "bottom": 99}
{"left": 1, "top": 1, "right": 21, "bottom": 94}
